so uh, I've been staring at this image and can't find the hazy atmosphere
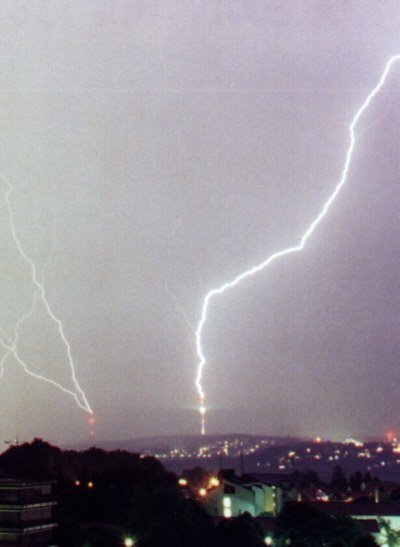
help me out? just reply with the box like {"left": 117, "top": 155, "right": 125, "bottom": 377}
{"left": 1, "top": 1, "right": 400, "bottom": 445}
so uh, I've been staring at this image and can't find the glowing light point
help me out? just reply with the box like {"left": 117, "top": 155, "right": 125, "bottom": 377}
{"left": 194, "top": 54, "right": 400, "bottom": 434}
{"left": 209, "top": 477, "right": 220, "bottom": 488}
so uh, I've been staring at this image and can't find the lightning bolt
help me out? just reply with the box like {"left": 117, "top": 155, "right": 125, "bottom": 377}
{"left": 0, "top": 174, "right": 92, "bottom": 414}
{"left": 166, "top": 284, "right": 195, "bottom": 334}
{"left": 195, "top": 54, "right": 400, "bottom": 435}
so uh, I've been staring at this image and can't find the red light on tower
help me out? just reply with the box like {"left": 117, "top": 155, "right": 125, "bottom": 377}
{"left": 87, "top": 415, "right": 96, "bottom": 439}
{"left": 387, "top": 431, "right": 394, "bottom": 443}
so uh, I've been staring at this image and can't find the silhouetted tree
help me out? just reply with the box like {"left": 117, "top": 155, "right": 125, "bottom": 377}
{"left": 349, "top": 472, "right": 363, "bottom": 491}
{"left": 0, "top": 438, "right": 62, "bottom": 479}
{"left": 274, "top": 503, "right": 364, "bottom": 547}
{"left": 0, "top": 439, "right": 195, "bottom": 547}
{"left": 332, "top": 515, "right": 365, "bottom": 546}
{"left": 294, "top": 470, "right": 324, "bottom": 488}
{"left": 139, "top": 523, "right": 183, "bottom": 547}
{"left": 354, "top": 536, "right": 379, "bottom": 547}
{"left": 217, "top": 512, "right": 265, "bottom": 547}
{"left": 274, "top": 503, "right": 331, "bottom": 547}
{"left": 363, "top": 472, "right": 372, "bottom": 484}
{"left": 182, "top": 466, "right": 211, "bottom": 489}
{"left": 330, "top": 465, "right": 348, "bottom": 491}
{"left": 329, "top": 540, "right": 347, "bottom": 547}
{"left": 139, "top": 503, "right": 216, "bottom": 547}
{"left": 81, "top": 525, "right": 121, "bottom": 547}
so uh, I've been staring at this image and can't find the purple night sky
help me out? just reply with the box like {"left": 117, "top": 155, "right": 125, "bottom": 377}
{"left": 0, "top": 1, "right": 399, "bottom": 445}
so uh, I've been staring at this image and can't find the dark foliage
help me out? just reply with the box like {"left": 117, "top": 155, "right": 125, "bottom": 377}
{"left": 216, "top": 512, "right": 265, "bottom": 547}
{"left": 0, "top": 439, "right": 213, "bottom": 547}
{"left": 349, "top": 472, "right": 363, "bottom": 491}
{"left": 182, "top": 466, "right": 212, "bottom": 489}
{"left": 274, "top": 502, "right": 366, "bottom": 547}
{"left": 0, "top": 440, "right": 381, "bottom": 547}
{"left": 330, "top": 465, "right": 348, "bottom": 491}
{"left": 294, "top": 469, "right": 324, "bottom": 488}
{"left": 0, "top": 438, "right": 63, "bottom": 479}
{"left": 139, "top": 502, "right": 216, "bottom": 547}
{"left": 354, "top": 536, "right": 379, "bottom": 547}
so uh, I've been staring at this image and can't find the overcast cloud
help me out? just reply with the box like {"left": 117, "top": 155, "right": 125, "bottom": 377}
{"left": 0, "top": 1, "right": 399, "bottom": 444}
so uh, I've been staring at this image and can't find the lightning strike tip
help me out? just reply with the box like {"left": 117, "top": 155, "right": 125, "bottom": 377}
{"left": 193, "top": 53, "right": 400, "bottom": 435}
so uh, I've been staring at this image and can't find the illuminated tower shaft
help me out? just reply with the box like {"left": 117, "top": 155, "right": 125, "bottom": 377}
{"left": 195, "top": 54, "right": 400, "bottom": 435}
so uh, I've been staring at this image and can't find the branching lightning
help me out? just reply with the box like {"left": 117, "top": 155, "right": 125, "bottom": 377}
{"left": 195, "top": 55, "right": 400, "bottom": 435}
{"left": 166, "top": 284, "right": 195, "bottom": 334}
{"left": 0, "top": 174, "right": 92, "bottom": 414}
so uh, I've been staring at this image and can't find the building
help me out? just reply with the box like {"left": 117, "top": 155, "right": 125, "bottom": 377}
{"left": 0, "top": 479, "right": 57, "bottom": 546}
{"left": 203, "top": 470, "right": 297, "bottom": 518}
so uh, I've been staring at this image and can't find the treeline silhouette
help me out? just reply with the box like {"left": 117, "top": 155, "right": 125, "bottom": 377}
{"left": 0, "top": 438, "right": 218, "bottom": 546}
{"left": 0, "top": 439, "right": 379, "bottom": 547}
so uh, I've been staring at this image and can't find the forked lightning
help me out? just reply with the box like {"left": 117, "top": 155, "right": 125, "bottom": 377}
{"left": 0, "top": 175, "right": 92, "bottom": 414}
{"left": 195, "top": 54, "right": 400, "bottom": 435}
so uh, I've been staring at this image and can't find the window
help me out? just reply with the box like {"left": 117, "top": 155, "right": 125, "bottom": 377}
{"left": 223, "top": 497, "right": 231, "bottom": 508}
{"left": 223, "top": 497, "right": 232, "bottom": 518}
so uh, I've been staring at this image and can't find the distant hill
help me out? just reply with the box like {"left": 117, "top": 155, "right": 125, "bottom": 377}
{"left": 64, "top": 434, "right": 398, "bottom": 482}
{"left": 66, "top": 433, "right": 304, "bottom": 452}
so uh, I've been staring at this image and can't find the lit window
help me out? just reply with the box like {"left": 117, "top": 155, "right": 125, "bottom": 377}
{"left": 223, "top": 497, "right": 231, "bottom": 508}
{"left": 223, "top": 507, "right": 232, "bottom": 518}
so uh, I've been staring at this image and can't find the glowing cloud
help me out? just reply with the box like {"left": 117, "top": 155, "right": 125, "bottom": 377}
{"left": 195, "top": 54, "right": 400, "bottom": 434}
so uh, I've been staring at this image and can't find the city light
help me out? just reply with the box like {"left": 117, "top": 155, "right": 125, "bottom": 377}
{"left": 209, "top": 477, "right": 220, "bottom": 488}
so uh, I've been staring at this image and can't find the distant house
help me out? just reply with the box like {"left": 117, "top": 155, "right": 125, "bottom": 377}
{"left": 203, "top": 469, "right": 297, "bottom": 518}
{"left": 298, "top": 485, "right": 337, "bottom": 502}
{"left": 0, "top": 479, "right": 57, "bottom": 546}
